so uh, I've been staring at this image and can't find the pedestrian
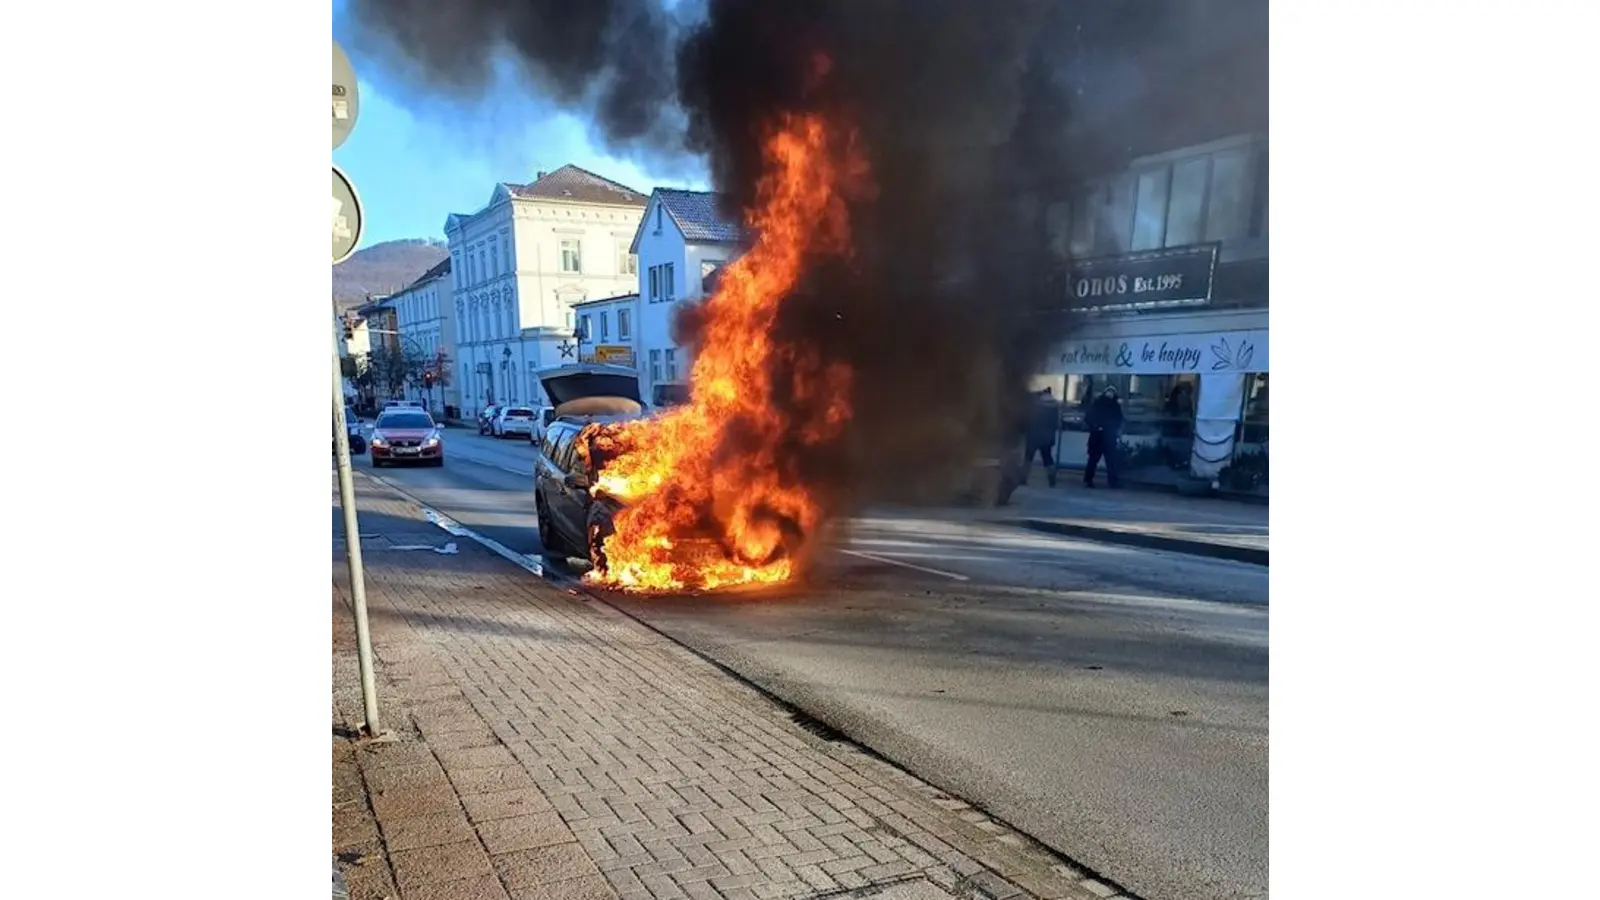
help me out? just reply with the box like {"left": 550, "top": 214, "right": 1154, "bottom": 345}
{"left": 1083, "top": 385, "right": 1124, "bottom": 488}
{"left": 1022, "top": 387, "right": 1063, "bottom": 488}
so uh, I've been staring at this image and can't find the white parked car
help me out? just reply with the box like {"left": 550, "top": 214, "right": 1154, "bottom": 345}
{"left": 492, "top": 405, "right": 539, "bottom": 439}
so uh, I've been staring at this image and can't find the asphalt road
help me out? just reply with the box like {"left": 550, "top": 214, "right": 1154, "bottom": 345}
{"left": 347, "top": 425, "right": 1269, "bottom": 900}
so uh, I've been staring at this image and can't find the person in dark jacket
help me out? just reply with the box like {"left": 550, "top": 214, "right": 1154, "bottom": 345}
{"left": 1023, "top": 387, "right": 1063, "bottom": 487}
{"left": 1083, "top": 385, "right": 1124, "bottom": 488}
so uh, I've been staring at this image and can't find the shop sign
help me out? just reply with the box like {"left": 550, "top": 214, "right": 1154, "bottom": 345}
{"left": 1051, "top": 328, "right": 1268, "bottom": 375}
{"left": 1062, "top": 243, "right": 1218, "bottom": 311}
{"left": 593, "top": 345, "right": 635, "bottom": 366}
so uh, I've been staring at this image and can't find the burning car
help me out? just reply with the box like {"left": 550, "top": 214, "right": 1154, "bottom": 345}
{"left": 530, "top": 363, "right": 645, "bottom": 570}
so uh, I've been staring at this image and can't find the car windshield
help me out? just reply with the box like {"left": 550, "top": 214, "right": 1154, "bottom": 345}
{"left": 506, "top": 408, "right": 533, "bottom": 418}
{"left": 377, "top": 413, "right": 433, "bottom": 430}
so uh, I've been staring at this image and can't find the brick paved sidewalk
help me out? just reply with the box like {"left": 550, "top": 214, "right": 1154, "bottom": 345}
{"left": 332, "top": 471, "right": 1133, "bottom": 900}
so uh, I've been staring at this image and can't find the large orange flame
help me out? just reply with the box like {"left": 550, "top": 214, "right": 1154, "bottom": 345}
{"left": 580, "top": 112, "right": 867, "bottom": 592}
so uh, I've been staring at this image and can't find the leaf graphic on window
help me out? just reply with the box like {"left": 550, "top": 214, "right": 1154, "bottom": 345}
{"left": 1238, "top": 344, "right": 1255, "bottom": 369}
{"left": 1210, "top": 338, "right": 1235, "bottom": 369}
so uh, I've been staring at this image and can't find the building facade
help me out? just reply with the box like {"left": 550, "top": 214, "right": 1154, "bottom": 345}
{"left": 629, "top": 189, "right": 743, "bottom": 405}
{"left": 573, "top": 293, "right": 640, "bottom": 367}
{"left": 1037, "top": 132, "right": 1268, "bottom": 495}
{"left": 444, "top": 165, "right": 646, "bottom": 415}
{"left": 385, "top": 257, "right": 460, "bottom": 415}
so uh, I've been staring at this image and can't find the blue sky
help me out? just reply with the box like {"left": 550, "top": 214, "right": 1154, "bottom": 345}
{"left": 333, "top": 1, "right": 708, "bottom": 249}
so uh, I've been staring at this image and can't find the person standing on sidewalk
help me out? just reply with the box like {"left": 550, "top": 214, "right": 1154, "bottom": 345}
{"left": 1022, "top": 387, "right": 1063, "bottom": 487}
{"left": 1083, "top": 385, "right": 1125, "bottom": 488}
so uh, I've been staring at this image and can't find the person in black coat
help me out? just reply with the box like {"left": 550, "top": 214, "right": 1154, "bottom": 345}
{"left": 1023, "top": 387, "right": 1063, "bottom": 487}
{"left": 1083, "top": 385, "right": 1124, "bottom": 488}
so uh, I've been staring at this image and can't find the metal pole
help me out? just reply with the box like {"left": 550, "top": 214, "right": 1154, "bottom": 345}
{"left": 333, "top": 325, "right": 381, "bottom": 735}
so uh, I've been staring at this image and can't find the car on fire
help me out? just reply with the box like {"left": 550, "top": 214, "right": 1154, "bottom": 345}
{"left": 369, "top": 408, "right": 445, "bottom": 467}
{"left": 531, "top": 363, "right": 645, "bottom": 569}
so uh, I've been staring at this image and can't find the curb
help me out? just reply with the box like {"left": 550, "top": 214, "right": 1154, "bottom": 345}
{"left": 1007, "top": 518, "right": 1269, "bottom": 566}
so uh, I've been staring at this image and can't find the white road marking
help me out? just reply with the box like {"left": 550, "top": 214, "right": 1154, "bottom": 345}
{"left": 836, "top": 548, "right": 970, "bottom": 581}
{"left": 419, "top": 507, "right": 545, "bottom": 577}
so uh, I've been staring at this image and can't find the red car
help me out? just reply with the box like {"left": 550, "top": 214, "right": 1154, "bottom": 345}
{"left": 369, "top": 409, "right": 445, "bottom": 467}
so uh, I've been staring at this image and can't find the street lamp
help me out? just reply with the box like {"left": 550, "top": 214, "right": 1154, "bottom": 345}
{"left": 501, "top": 346, "right": 514, "bottom": 403}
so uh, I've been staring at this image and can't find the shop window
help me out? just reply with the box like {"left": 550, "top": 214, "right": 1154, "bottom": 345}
{"left": 1060, "top": 373, "right": 1197, "bottom": 441}
{"left": 1237, "top": 373, "right": 1268, "bottom": 446}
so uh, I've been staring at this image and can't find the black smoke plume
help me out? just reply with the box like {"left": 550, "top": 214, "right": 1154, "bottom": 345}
{"left": 345, "top": 0, "right": 1265, "bottom": 509}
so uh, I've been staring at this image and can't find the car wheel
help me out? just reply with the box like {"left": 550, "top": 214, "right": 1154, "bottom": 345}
{"left": 536, "top": 499, "right": 565, "bottom": 560}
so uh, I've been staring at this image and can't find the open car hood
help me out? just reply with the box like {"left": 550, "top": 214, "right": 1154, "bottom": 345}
{"left": 536, "top": 363, "right": 644, "bottom": 415}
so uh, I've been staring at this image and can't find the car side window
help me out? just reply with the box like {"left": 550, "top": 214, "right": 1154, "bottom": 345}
{"left": 550, "top": 428, "right": 575, "bottom": 472}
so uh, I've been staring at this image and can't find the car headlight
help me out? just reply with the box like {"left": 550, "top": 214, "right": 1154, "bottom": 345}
{"left": 424, "top": 435, "right": 440, "bottom": 447}
{"left": 370, "top": 435, "right": 387, "bottom": 447}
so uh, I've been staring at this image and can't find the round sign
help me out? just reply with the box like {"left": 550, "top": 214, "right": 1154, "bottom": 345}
{"left": 333, "top": 166, "right": 364, "bottom": 265}
{"left": 333, "top": 40, "right": 360, "bottom": 150}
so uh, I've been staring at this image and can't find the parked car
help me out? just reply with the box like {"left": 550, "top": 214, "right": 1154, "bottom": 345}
{"left": 476, "top": 404, "right": 502, "bottom": 435}
{"left": 493, "top": 405, "right": 539, "bottom": 439}
{"left": 369, "top": 409, "right": 445, "bottom": 467}
{"left": 531, "top": 364, "right": 646, "bottom": 568}
{"left": 333, "top": 405, "right": 366, "bottom": 455}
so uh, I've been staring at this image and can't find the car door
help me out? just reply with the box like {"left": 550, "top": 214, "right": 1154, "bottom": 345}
{"left": 548, "top": 428, "right": 589, "bottom": 542}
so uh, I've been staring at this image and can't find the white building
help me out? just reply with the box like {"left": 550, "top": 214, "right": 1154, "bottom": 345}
{"left": 444, "top": 165, "right": 647, "bottom": 415}
{"left": 628, "top": 188, "right": 744, "bottom": 405}
{"left": 572, "top": 293, "right": 640, "bottom": 367}
{"left": 386, "top": 257, "right": 459, "bottom": 414}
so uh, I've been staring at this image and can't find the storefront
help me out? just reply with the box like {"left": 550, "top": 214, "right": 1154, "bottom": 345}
{"left": 1038, "top": 244, "right": 1268, "bottom": 495}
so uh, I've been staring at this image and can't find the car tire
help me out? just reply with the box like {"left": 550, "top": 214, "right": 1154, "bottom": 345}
{"left": 536, "top": 499, "right": 567, "bottom": 560}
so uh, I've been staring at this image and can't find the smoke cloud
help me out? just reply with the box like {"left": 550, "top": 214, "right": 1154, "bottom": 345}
{"left": 346, "top": 0, "right": 1265, "bottom": 508}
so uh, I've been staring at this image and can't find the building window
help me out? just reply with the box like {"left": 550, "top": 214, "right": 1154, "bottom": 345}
{"left": 618, "top": 308, "right": 631, "bottom": 340}
{"left": 1070, "top": 186, "right": 1099, "bottom": 257}
{"left": 579, "top": 314, "right": 592, "bottom": 342}
{"left": 1130, "top": 167, "right": 1171, "bottom": 251}
{"left": 663, "top": 263, "right": 676, "bottom": 302}
{"left": 501, "top": 229, "right": 512, "bottom": 273}
{"left": 1096, "top": 175, "right": 1135, "bottom": 255}
{"left": 478, "top": 248, "right": 487, "bottom": 283}
{"left": 655, "top": 205, "right": 663, "bottom": 233}
{"left": 490, "top": 240, "right": 499, "bottom": 277}
{"left": 1248, "top": 146, "right": 1269, "bottom": 240}
{"left": 648, "top": 266, "right": 660, "bottom": 302}
{"left": 1165, "top": 156, "right": 1210, "bottom": 247}
{"left": 1205, "top": 147, "right": 1251, "bottom": 242}
{"left": 566, "top": 308, "right": 575, "bottom": 331}
{"left": 649, "top": 349, "right": 663, "bottom": 382}
{"left": 599, "top": 312, "right": 611, "bottom": 341}
{"left": 560, "top": 239, "right": 582, "bottom": 273}
{"left": 664, "top": 348, "right": 678, "bottom": 382}
{"left": 619, "top": 246, "right": 638, "bottom": 276}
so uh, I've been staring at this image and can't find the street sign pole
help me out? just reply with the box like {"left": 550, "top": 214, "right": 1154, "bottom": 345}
{"left": 333, "top": 38, "right": 380, "bottom": 736}
{"left": 333, "top": 323, "right": 381, "bottom": 735}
